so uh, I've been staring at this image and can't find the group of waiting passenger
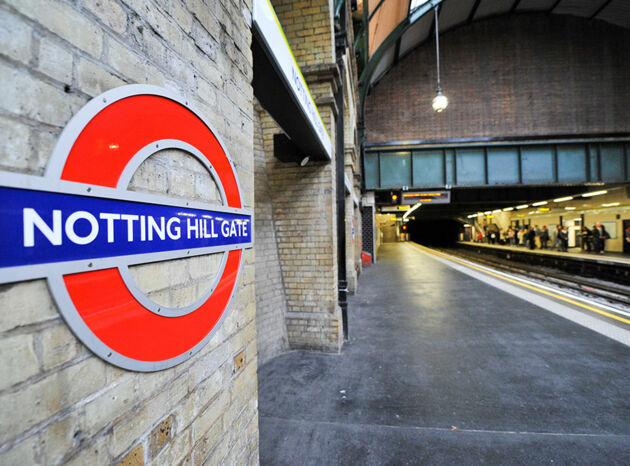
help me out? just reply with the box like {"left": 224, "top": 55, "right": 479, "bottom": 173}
{"left": 478, "top": 222, "right": 610, "bottom": 253}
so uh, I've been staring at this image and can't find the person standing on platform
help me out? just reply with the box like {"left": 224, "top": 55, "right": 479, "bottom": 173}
{"left": 489, "top": 230, "right": 497, "bottom": 244}
{"left": 592, "top": 224, "right": 600, "bottom": 252}
{"left": 551, "top": 225, "right": 562, "bottom": 250}
{"left": 508, "top": 227, "right": 515, "bottom": 246}
{"left": 527, "top": 226, "right": 536, "bottom": 250}
{"left": 580, "top": 225, "right": 593, "bottom": 252}
{"left": 558, "top": 226, "right": 569, "bottom": 252}
{"left": 625, "top": 226, "right": 630, "bottom": 246}
{"left": 540, "top": 225, "right": 549, "bottom": 249}
{"left": 593, "top": 222, "right": 610, "bottom": 254}
{"left": 516, "top": 227, "right": 525, "bottom": 246}
{"left": 524, "top": 226, "right": 532, "bottom": 248}
{"left": 534, "top": 225, "right": 542, "bottom": 249}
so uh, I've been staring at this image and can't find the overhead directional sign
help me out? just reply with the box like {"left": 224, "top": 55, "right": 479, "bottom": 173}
{"left": 0, "top": 85, "right": 253, "bottom": 371}
{"left": 252, "top": 0, "right": 332, "bottom": 160}
{"left": 401, "top": 190, "right": 451, "bottom": 205}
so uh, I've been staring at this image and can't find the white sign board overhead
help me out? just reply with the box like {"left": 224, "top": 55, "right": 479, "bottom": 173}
{"left": 252, "top": 0, "right": 332, "bottom": 159}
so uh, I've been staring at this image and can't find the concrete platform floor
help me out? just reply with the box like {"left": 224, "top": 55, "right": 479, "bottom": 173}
{"left": 257, "top": 243, "right": 630, "bottom": 465}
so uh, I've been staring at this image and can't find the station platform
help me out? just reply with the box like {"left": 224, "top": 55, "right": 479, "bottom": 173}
{"left": 459, "top": 241, "right": 630, "bottom": 265}
{"left": 258, "top": 242, "right": 630, "bottom": 464}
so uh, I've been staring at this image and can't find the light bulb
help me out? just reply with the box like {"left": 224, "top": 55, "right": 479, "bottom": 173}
{"left": 432, "top": 90, "right": 448, "bottom": 112}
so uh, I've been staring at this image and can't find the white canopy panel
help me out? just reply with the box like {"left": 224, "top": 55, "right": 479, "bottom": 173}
{"left": 438, "top": 0, "right": 476, "bottom": 32}
{"left": 399, "top": 11, "right": 434, "bottom": 58}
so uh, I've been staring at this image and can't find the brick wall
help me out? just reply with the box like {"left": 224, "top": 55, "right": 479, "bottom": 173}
{"left": 259, "top": 110, "right": 342, "bottom": 352}
{"left": 365, "top": 14, "right": 630, "bottom": 143}
{"left": 250, "top": 0, "right": 343, "bottom": 353}
{"left": 0, "top": 0, "right": 258, "bottom": 464}
{"left": 128, "top": 149, "right": 224, "bottom": 309}
{"left": 271, "top": 0, "right": 334, "bottom": 67}
{"left": 253, "top": 102, "right": 290, "bottom": 365}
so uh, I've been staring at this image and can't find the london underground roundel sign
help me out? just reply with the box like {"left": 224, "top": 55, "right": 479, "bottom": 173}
{"left": 0, "top": 85, "right": 253, "bottom": 371}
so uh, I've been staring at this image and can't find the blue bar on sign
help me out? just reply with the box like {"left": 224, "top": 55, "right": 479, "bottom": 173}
{"left": 0, "top": 186, "right": 251, "bottom": 268}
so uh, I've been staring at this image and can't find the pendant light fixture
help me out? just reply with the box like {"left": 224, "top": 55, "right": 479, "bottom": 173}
{"left": 431, "top": 6, "right": 448, "bottom": 113}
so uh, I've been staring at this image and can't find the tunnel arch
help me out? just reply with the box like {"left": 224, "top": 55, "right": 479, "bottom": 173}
{"left": 358, "top": 0, "right": 630, "bottom": 122}
{"left": 364, "top": 12, "right": 630, "bottom": 144}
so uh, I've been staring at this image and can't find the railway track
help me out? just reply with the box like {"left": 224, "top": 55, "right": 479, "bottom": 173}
{"left": 438, "top": 247, "right": 630, "bottom": 308}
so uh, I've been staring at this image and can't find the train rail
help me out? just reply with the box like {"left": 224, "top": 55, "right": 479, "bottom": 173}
{"left": 438, "top": 245, "right": 630, "bottom": 308}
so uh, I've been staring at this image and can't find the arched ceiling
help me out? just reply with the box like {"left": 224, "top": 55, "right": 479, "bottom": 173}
{"left": 358, "top": 0, "right": 630, "bottom": 95}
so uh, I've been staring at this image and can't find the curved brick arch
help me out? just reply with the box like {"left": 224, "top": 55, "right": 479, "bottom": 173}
{"left": 365, "top": 13, "right": 630, "bottom": 144}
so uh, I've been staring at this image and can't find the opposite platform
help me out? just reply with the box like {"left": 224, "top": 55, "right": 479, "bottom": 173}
{"left": 458, "top": 240, "right": 630, "bottom": 265}
{"left": 258, "top": 242, "right": 630, "bottom": 465}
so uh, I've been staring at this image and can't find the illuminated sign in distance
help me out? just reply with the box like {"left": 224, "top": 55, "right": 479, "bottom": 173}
{"left": 401, "top": 190, "right": 451, "bottom": 205}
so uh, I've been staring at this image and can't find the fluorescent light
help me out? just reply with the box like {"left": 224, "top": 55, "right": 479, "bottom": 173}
{"left": 532, "top": 201, "right": 548, "bottom": 206}
{"left": 582, "top": 190, "right": 607, "bottom": 197}
{"left": 573, "top": 218, "right": 581, "bottom": 221}
{"left": 503, "top": 207, "right": 514, "bottom": 211}
{"left": 463, "top": 224, "right": 471, "bottom": 227}
{"left": 601, "top": 202, "right": 620, "bottom": 207}
{"left": 553, "top": 196, "right": 572, "bottom": 202}
{"left": 492, "top": 209, "right": 501, "bottom": 213}
{"left": 484, "top": 211, "right": 491, "bottom": 215}
{"left": 516, "top": 204, "right": 529, "bottom": 210}
{"left": 565, "top": 207, "right": 576, "bottom": 210}
{"left": 403, "top": 202, "right": 422, "bottom": 220}
{"left": 467, "top": 214, "right": 478, "bottom": 218}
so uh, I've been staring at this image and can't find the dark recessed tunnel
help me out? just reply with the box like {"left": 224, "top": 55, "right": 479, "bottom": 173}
{"left": 407, "top": 219, "right": 462, "bottom": 247}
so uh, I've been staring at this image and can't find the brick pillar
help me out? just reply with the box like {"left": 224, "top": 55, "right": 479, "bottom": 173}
{"left": 259, "top": 111, "right": 342, "bottom": 352}
{"left": 253, "top": 0, "right": 343, "bottom": 352}
{"left": 254, "top": 103, "right": 290, "bottom": 364}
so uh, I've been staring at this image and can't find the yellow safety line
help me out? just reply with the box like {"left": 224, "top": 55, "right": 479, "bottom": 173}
{"left": 264, "top": 0, "right": 332, "bottom": 141}
{"left": 408, "top": 243, "right": 630, "bottom": 325}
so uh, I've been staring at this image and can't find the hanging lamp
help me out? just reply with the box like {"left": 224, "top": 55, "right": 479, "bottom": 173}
{"left": 431, "top": 6, "right": 448, "bottom": 112}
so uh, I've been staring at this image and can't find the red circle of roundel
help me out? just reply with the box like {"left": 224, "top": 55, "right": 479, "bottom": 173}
{"left": 60, "top": 94, "right": 242, "bottom": 364}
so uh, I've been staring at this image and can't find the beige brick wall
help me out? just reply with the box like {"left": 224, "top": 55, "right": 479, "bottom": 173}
{"left": 251, "top": 0, "right": 360, "bottom": 350}
{"left": 259, "top": 110, "right": 342, "bottom": 352}
{"left": 253, "top": 103, "right": 290, "bottom": 365}
{"left": 0, "top": 0, "right": 258, "bottom": 464}
{"left": 271, "top": 0, "right": 334, "bottom": 67}
{"left": 247, "top": 0, "right": 344, "bottom": 353}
